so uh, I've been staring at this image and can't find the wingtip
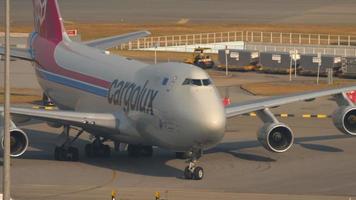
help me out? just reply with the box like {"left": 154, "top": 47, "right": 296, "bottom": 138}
{"left": 144, "top": 30, "right": 151, "bottom": 36}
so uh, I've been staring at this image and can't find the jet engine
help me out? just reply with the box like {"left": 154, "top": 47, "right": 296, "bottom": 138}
{"left": 1, "top": 127, "right": 29, "bottom": 157}
{"left": 257, "top": 123, "right": 294, "bottom": 153}
{"left": 333, "top": 106, "right": 356, "bottom": 136}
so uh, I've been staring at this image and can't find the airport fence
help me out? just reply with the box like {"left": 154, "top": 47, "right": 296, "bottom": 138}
{"left": 119, "top": 31, "right": 245, "bottom": 50}
{"left": 246, "top": 43, "right": 356, "bottom": 57}
{"left": 245, "top": 31, "right": 356, "bottom": 46}
{"left": 119, "top": 31, "right": 356, "bottom": 50}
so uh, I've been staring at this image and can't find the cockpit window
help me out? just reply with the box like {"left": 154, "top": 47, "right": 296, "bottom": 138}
{"left": 182, "top": 79, "right": 192, "bottom": 85}
{"left": 182, "top": 78, "right": 211, "bottom": 86}
{"left": 191, "top": 79, "right": 202, "bottom": 86}
{"left": 202, "top": 79, "right": 211, "bottom": 86}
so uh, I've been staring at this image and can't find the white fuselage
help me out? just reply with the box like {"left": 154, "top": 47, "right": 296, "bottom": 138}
{"left": 34, "top": 37, "right": 226, "bottom": 152}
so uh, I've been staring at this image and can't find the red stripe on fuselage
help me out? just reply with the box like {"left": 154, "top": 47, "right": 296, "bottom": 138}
{"left": 33, "top": 35, "right": 110, "bottom": 89}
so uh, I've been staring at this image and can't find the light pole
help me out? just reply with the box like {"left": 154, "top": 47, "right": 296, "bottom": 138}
{"left": 316, "top": 53, "right": 321, "bottom": 85}
{"left": 225, "top": 47, "right": 229, "bottom": 76}
{"left": 294, "top": 50, "right": 298, "bottom": 78}
{"left": 154, "top": 42, "right": 158, "bottom": 64}
{"left": 3, "top": 0, "right": 12, "bottom": 199}
{"left": 289, "top": 50, "right": 293, "bottom": 81}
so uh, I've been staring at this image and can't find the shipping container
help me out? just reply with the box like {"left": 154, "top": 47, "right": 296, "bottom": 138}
{"left": 259, "top": 52, "right": 293, "bottom": 74}
{"left": 299, "top": 54, "right": 340, "bottom": 76}
{"left": 218, "top": 49, "right": 259, "bottom": 71}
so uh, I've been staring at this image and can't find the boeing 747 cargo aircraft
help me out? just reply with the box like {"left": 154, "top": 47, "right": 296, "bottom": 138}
{"left": 1, "top": 0, "right": 356, "bottom": 180}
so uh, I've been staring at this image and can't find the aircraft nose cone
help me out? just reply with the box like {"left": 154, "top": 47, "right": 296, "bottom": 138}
{"left": 207, "top": 115, "right": 225, "bottom": 133}
{"left": 198, "top": 111, "right": 226, "bottom": 147}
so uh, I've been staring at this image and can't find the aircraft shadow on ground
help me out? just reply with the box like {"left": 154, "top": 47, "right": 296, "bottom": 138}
{"left": 295, "top": 135, "right": 346, "bottom": 152}
{"left": 18, "top": 127, "right": 349, "bottom": 178}
{"left": 21, "top": 128, "right": 183, "bottom": 178}
{"left": 206, "top": 134, "right": 348, "bottom": 161}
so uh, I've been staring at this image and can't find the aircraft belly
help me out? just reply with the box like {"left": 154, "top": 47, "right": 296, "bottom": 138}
{"left": 131, "top": 110, "right": 194, "bottom": 151}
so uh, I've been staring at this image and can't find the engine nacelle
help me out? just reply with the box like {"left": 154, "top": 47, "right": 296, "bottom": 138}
{"left": 257, "top": 123, "right": 294, "bottom": 153}
{"left": 46, "top": 122, "right": 63, "bottom": 128}
{"left": 333, "top": 106, "right": 356, "bottom": 136}
{"left": 1, "top": 128, "right": 29, "bottom": 157}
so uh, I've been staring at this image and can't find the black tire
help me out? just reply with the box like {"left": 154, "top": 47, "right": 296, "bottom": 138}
{"left": 127, "top": 145, "right": 140, "bottom": 157}
{"left": 184, "top": 166, "right": 193, "bottom": 179}
{"left": 68, "top": 147, "right": 79, "bottom": 161}
{"left": 56, "top": 147, "right": 67, "bottom": 161}
{"left": 192, "top": 167, "right": 204, "bottom": 180}
{"left": 103, "top": 145, "right": 111, "bottom": 158}
{"left": 54, "top": 147, "right": 60, "bottom": 160}
{"left": 85, "top": 144, "right": 94, "bottom": 157}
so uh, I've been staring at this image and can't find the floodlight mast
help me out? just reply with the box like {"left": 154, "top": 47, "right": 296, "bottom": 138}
{"left": 3, "top": 0, "right": 11, "bottom": 199}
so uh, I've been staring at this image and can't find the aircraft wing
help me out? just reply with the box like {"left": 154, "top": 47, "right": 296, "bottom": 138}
{"left": 0, "top": 107, "right": 118, "bottom": 130}
{"left": 84, "top": 31, "right": 151, "bottom": 50}
{"left": 0, "top": 47, "right": 33, "bottom": 61}
{"left": 225, "top": 85, "right": 356, "bottom": 118}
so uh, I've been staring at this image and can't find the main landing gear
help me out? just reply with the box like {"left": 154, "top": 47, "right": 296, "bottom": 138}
{"left": 85, "top": 137, "right": 111, "bottom": 158}
{"left": 54, "top": 125, "right": 84, "bottom": 161}
{"left": 183, "top": 149, "right": 204, "bottom": 180}
{"left": 175, "top": 151, "right": 192, "bottom": 159}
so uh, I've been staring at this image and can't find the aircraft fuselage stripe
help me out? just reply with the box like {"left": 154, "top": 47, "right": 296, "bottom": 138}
{"left": 37, "top": 67, "right": 109, "bottom": 97}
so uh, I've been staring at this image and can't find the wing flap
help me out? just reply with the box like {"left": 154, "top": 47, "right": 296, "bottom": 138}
{"left": 84, "top": 31, "right": 151, "bottom": 50}
{"left": 0, "top": 47, "right": 33, "bottom": 61}
{"left": 225, "top": 85, "right": 356, "bottom": 118}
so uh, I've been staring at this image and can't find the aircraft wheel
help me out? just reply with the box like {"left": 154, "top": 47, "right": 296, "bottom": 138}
{"left": 85, "top": 144, "right": 94, "bottom": 157}
{"left": 128, "top": 145, "right": 141, "bottom": 157}
{"left": 54, "top": 146, "right": 79, "bottom": 161}
{"left": 192, "top": 166, "right": 204, "bottom": 180}
{"left": 68, "top": 147, "right": 79, "bottom": 161}
{"left": 184, "top": 166, "right": 193, "bottom": 179}
{"left": 103, "top": 145, "right": 111, "bottom": 158}
{"left": 54, "top": 146, "right": 68, "bottom": 161}
{"left": 54, "top": 146, "right": 61, "bottom": 160}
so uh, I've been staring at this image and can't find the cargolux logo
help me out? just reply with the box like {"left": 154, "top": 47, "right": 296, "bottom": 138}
{"left": 34, "top": 0, "right": 47, "bottom": 31}
{"left": 107, "top": 80, "right": 159, "bottom": 115}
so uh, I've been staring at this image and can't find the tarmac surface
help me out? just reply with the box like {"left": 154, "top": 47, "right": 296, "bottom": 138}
{"left": 1, "top": 71, "right": 356, "bottom": 199}
{"left": 0, "top": 0, "right": 356, "bottom": 25}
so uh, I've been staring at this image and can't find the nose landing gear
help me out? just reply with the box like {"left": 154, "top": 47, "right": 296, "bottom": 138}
{"left": 183, "top": 149, "right": 204, "bottom": 180}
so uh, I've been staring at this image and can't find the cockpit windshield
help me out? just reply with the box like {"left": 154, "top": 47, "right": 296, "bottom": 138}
{"left": 182, "top": 78, "right": 212, "bottom": 86}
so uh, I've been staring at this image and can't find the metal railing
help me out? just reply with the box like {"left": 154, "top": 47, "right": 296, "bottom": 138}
{"left": 120, "top": 31, "right": 356, "bottom": 50}
{"left": 245, "top": 31, "right": 356, "bottom": 46}
{"left": 120, "top": 31, "right": 244, "bottom": 50}
{"left": 246, "top": 43, "right": 356, "bottom": 57}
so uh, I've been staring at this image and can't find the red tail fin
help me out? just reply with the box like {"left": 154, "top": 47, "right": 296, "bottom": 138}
{"left": 33, "top": 0, "right": 65, "bottom": 43}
